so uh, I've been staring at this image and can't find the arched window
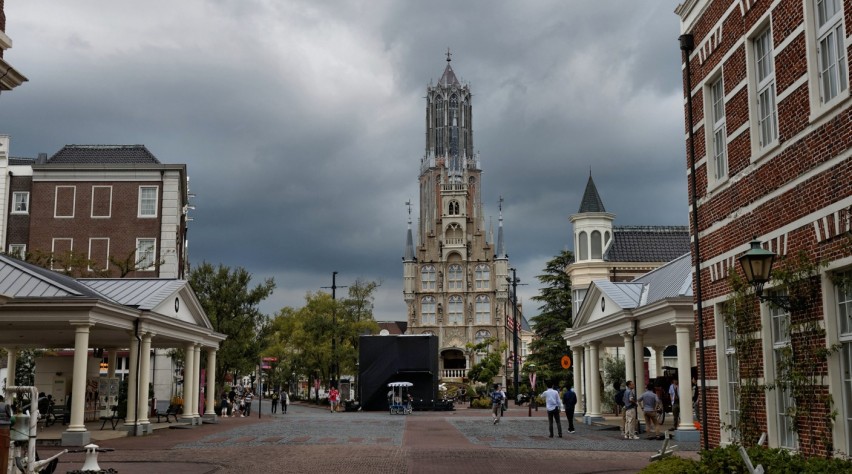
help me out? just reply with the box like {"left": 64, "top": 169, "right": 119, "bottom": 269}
{"left": 591, "top": 230, "right": 602, "bottom": 259}
{"left": 448, "top": 295, "right": 463, "bottom": 324}
{"left": 578, "top": 231, "right": 589, "bottom": 260}
{"left": 474, "top": 264, "right": 490, "bottom": 290}
{"left": 474, "top": 330, "right": 491, "bottom": 363}
{"left": 448, "top": 264, "right": 463, "bottom": 289}
{"left": 446, "top": 223, "right": 463, "bottom": 245}
{"left": 448, "top": 200, "right": 460, "bottom": 216}
{"left": 605, "top": 231, "right": 611, "bottom": 245}
{"left": 421, "top": 296, "right": 436, "bottom": 325}
{"left": 436, "top": 96, "right": 445, "bottom": 156}
{"left": 475, "top": 295, "right": 490, "bottom": 324}
{"left": 450, "top": 94, "right": 458, "bottom": 110}
{"left": 421, "top": 265, "right": 436, "bottom": 290}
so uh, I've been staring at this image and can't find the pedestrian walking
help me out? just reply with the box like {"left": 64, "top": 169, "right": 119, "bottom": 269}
{"left": 562, "top": 387, "right": 577, "bottom": 433}
{"left": 490, "top": 383, "right": 505, "bottom": 424}
{"left": 271, "top": 391, "right": 279, "bottom": 414}
{"left": 623, "top": 380, "right": 639, "bottom": 439}
{"left": 282, "top": 391, "right": 289, "bottom": 414}
{"left": 639, "top": 384, "right": 661, "bottom": 439}
{"left": 244, "top": 390, "right": 253, "bottom": 416}
{"left": 668, "top": 379, "right": 680, "bottom": 428}
{"left": 329, "top": 386, "right": 340, "bottom": 413}
{"left": 542, "top": 381, "right": 562, "bottom": 438}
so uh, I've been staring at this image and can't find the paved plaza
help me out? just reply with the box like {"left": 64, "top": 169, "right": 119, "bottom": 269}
{"left": 32, "top": 403, "right": 700, "bottom": 473}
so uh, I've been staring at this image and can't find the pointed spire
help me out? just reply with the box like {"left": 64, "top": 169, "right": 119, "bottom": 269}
{"left": 404, "top": 200, "right": 416, "bottom": 261}
{"left": 578, "top": 172, "right": 606, "bottom": 213}
{"left": 439, "top": 48, "right": 461, "bottom": 86}
{"left": 496, "top": 196, "right": 507, "bottom": 259}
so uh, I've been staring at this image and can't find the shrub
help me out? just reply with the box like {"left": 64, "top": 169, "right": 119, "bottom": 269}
{"left": 669, "top": 445, "right": 852, "bottom": 474}
{"left": 470, "top": 397, "right": 491, "bottom": 409}
{"left": 638, "top": 456, "right": 697, "bottom": 474}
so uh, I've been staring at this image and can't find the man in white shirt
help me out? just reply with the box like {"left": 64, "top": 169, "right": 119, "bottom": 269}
{"left": 668, "top": 379, "right": 680, "bottom": 428}
{"left": 541, "top": 381, "right": 562, "bottom": 438}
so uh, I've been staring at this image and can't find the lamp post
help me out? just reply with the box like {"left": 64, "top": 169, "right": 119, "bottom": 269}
{"left": 322, "top": 272, "right": 347, "bottom": 388}
{"left": 506, "top": 268, "right": 520, "bottom": 403}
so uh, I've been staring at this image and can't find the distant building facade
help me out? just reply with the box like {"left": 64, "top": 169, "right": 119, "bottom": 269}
{"left": 402, "top": 55, "right": 529, "bottom": 388}
{"left": 0, "top": 1, "right": 28, "bottom": 93}
{"left": 677, "top": 0, "right": 852, "bottom": 453}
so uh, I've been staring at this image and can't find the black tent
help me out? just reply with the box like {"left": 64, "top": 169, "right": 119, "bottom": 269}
{"left": 359, "top": 334, "right": 439, "bottom": 411}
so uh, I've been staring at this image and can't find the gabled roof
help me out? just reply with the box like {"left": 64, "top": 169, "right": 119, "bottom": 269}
{"left": 0, "top": 254, "right": 108, "bottom": 299}
{"left": 632, "top": 253, "right": 693, "bottom": 304}
{"left": 604, "top": 226, "right": 690, "bottom": 263}
{"left": 578, "top": 175, "right": 606, "bottom": 213}
{"left": 48, "top": 145, "right": 161, "bottom": 164}
{"left": 594, "top": 280, "right": 644, "bottom": 309}
{"left": 80, "top": 279, "right": 186, "bottom": 310}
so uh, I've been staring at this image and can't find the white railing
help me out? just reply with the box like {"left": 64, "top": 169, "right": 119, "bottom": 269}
{"left": 444, "top": 238, "right": 465, "bottom": 245}
{"left": 441, "top": 369, "right": 467, "bottom": 379}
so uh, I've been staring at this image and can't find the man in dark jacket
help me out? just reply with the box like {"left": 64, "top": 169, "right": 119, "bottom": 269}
{"left": 562, "top": 388, "right": 577, "bottom": 433}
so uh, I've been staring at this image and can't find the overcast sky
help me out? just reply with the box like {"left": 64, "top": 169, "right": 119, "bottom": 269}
{"left": 1, "top": 1, "right": 689, "bottom": 321}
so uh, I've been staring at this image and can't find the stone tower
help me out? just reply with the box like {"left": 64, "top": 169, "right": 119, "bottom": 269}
{"left": 404, "top": 53, "right": 509, "bottom": 384}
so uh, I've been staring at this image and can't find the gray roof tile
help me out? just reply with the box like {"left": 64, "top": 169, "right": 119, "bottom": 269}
{"left": 48, "top": 145, "right": 161, "bottom": 164}
{"left": 578, "top": 175, "right": 606, "bottom": 213}
{"left": 604, "top": 226, "right": 690, "bottom": 263}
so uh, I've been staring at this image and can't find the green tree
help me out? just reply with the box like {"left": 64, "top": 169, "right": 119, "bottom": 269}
{"left": 188, "top": 262, "right": 275, "bottom": 390}
{"left": 338, "top": 278, "right": 381, "bottom": 379}
{"left": 528, "top": 249, "right": 574, "bottom": 386}
{"left": 466, "top": 337, "right": 508, "bottom": 389}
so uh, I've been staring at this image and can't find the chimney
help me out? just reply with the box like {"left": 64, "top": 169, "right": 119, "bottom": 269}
{"left": 37, "top": 153, "right": 47, "bottom": 164}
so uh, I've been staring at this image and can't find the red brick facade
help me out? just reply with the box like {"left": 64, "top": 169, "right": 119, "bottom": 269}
{"left": 678, "top": 0, "right": 852, "bottom": 455}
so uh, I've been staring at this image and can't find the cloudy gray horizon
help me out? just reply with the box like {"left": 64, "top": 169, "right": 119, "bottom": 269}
{"left": 0, "top": 1, "right": 689, "bottom": 321}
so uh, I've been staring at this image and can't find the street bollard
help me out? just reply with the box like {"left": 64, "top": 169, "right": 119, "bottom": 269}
{"left": 81, "top": 444, "right": 102, "bottom": 471}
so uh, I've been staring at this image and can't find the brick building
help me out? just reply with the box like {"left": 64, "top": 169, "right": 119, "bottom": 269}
{"left": 0, "top": 138, "right": 191, "bottom": 279}
{"left": 0, "top": 0, "right": 28, "bottom": 93}
{"left": 677, "top": 0, "right": 852, "bottom": 454}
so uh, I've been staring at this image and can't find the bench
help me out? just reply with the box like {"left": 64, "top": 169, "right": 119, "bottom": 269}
{"left": 156, "top": 405, "right": 180, "bottom": 423}
{"left": 99, "top": 405, "right": 125, "bottom": 430}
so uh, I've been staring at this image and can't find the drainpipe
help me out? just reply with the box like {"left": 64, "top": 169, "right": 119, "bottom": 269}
{"left": 680, "top": 33, "right": 709, "bottom": 450}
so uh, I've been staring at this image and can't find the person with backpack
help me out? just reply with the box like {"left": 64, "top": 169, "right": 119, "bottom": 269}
{"left": 622, "top": 380, "right": 639, "bottom": 439}
{"left": 490, "top": 383, "right": 505, "bottom": 424}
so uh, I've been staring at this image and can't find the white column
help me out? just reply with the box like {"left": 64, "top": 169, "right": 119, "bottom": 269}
{"left": 633, "top": 331, "right": 645, "bottom": 387}
{"left": 623, "top": 333, "right": 635, "bottom": 385}
{"left": 107, "top": 349, "right": 117, "bottom": 378}
{"left": 124, "top": 333, "right": 139, "bottom": 426}
{"left": 588, "top": 342, "right": 602, "bottom": 418}
{"left": 4, "top": 348, "right": 17, "bottom": 399}
{"left": 205, "top": 348, "right": 217, "bottom": 416}
{"left": 192, "top": 344, "right": 202, "bottom": 417}
{"left": 137, "top": 333, "right": 152, "bottom": 424}
{"left": 571, "top": 346, "right": 583, "bottom": 414}
{"left": 583, "top": 344, "right": 591, "bottom": 414}
{"left": 182, "top": 343, "right": 195, "bottom": 420}
{"left": 67, "top": 324, "right": 92, "bottom": 432}
{"left": 652, "top": 345, "right": 665, "bottom": 379}
{"left": 676, "top": 324, "right": 696, "bottom": 431}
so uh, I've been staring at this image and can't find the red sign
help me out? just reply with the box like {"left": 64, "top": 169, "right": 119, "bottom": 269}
{"left": 262, "top": 357, "right": 278, "bottom": 362}
{"left": 561, "top": 355, "right": 572, "bottom": 369}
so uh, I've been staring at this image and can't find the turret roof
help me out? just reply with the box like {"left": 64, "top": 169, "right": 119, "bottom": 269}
{"left": 578, "top": 174, "right": 606, "bottom": 213}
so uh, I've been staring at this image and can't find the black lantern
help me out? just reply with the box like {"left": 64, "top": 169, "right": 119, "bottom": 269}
{"left": 738, "top": 240, "right": 776, "bottom": 297}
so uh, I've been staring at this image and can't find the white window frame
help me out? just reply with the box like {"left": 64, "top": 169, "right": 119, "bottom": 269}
{"left": 805, "top": 0, "right": 849, "bottom": 119}
{"left": 573, "top": 288, "right": 588, "bottom": 317}
{"left": 834, "top": 269, "right": 852, "bottom": 455}
{"left": 91, "top": 185, "right": 113, "bottom": 218}
{"left": 421, "top": 265, "right": 436, "bottom": 290}
{"left": 87, "top": 237, "right": 110, "bottom": 272}
{"left": 448, "top": 295, "right": 463, "bottom": 324}
{"left": 474, "top": 264, "right": 490, "bottom": 290}
{"left": 51, "top": 238, "right": 73, "bottom": 270}
{"left": 138, "top": 186, "right": 158, "bottom": 218}
{"left": 475, "top": 295, "right": 490, "bottom": 324}
{"left": 421, "top": 296, "right": 436, "bottom": 325}
{"left": 448, "top": 264, "right": 463, "bottom": 290}
{"left": 7, "top": 244, "right": 26, "bottom": 259}
{"left": 704, "top": 74, "right": 728, "bottom": 188}
{"left": 720, "top": 302, "right": 740, "bottom": 442}
{"left": 11, "top": 191, "right": 29, "bottom": 214}
{"left": 53, "top": 186, "right": 76, "bottom": 218}
{"left": 135, "top": 238, "right": 156, "bottom": 271}
{"left": 766, "top": 291, "right": 797, "bottom": 449}
{"left": 747, "top": 23, "right": 779, "bottom": 157}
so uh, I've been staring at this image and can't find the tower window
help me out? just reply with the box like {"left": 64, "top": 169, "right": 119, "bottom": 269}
{"left": 591, "top": 230, "right": 602, "bottom": 259}
{"left": 421, "top": 265, "right": 436, "bottom": 290}
{"left": 448, "top": 295, "right": 463, "bottom": 324}
{"left": 578, "top": 232, "right": 589, "bottom": 260}
{"left": 475, "top": 295, "right": 490, "bottom": 324}
{"left": 448, "top": 200, "right": 460, "bottom": 216}
{"left": 448, "top": 264, "right": 463, "bottom": 290}
{"left": 421, "top": 296, "right": 436, "bottom": 325}
{"left": 474, "top": 264, "right": 490, "bottom": 290}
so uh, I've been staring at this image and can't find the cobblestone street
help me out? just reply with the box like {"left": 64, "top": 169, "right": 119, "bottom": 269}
{"left": 33, "top": 402, "right": 699, "bottom": 473}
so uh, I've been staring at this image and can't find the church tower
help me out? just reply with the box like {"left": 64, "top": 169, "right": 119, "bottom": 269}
{"left": 403, "top": 53, "right": 509, "bottom": 385}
